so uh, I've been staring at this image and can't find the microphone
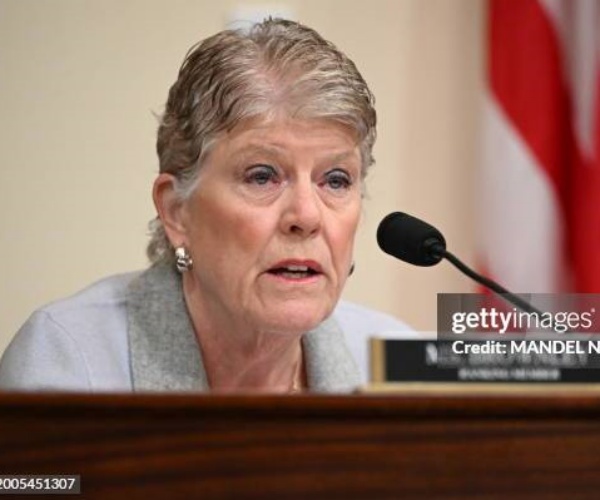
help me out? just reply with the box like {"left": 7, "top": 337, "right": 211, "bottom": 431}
{"left": 377, "top": 212, "right": 446, "bottom": 266}
{"left": 376, "top": 212, "right": 543, "bottom": 315}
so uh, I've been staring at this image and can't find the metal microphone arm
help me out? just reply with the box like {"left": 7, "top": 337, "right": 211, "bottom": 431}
{"left": 428, "top": 242, "right": 545, "bottom": 316}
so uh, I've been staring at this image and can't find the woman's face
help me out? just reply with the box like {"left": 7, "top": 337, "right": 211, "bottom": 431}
{"left": 179, "top": 116, "right": 362, "bottom": 335}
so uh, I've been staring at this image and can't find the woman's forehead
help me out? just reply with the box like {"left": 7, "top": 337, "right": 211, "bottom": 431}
{"left": 221, "top": 115, "right": 360, "bottom": 151}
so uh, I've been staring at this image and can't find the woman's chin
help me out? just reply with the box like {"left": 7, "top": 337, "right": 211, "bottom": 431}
{"left": 256, "top": 301, "right": 333, "bottom": 336}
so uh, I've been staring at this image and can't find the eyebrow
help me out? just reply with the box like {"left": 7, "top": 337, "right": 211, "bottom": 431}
{"left": 324, "top": 150, "right": 360, "bottom": 164}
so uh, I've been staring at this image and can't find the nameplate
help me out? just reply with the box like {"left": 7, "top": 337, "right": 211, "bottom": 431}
{"left": 370, "top": 338, "right": 600, "bottom": 383}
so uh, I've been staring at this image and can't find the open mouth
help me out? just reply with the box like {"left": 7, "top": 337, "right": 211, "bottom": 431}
{"left": 267, "top": 264, "right": 321, "bottom": 279}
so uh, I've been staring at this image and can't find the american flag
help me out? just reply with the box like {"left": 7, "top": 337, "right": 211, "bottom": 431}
{"left": 481, "top": 0, "right": 600, "bottom": 293}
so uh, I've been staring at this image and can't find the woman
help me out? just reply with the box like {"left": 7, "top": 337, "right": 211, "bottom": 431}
{"left": 0, "top": 18, "right": 408, "bottom": 393}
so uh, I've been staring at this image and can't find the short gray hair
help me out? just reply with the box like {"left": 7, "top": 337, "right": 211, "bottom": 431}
{"left": 147, "top": 18, "right": 377, "bottom": 264}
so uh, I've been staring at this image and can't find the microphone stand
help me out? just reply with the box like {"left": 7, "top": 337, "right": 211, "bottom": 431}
{"left": 428, "top": 242, "right": 545, "bottom": 317}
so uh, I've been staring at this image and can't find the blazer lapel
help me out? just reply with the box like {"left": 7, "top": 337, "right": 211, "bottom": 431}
{"left": 127, "top": 264, "right": 209, "bottom": 392}
{"left": 303, "top": 317, "right": 361, "bottom": 393}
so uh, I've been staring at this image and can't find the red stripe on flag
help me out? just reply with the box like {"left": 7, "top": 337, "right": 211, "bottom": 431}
{"left": 566, "top": 67, "right": 600, "bottom": 291}
{"left": 567, "top": 146, "right": 600, "bottom": 291}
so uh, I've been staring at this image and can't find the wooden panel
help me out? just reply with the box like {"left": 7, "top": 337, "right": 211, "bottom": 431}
{"left": 0, "top": 392, "right": 599, "bottom": 498}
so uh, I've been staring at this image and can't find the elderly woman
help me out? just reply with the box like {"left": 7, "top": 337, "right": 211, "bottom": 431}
{"left": 0, "top": 18, "right": 407, "bottom": 393}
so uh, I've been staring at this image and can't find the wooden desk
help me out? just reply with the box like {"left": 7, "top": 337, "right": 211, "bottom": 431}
{"left": 0, "top": 391, "right": 599, "bottom": 498}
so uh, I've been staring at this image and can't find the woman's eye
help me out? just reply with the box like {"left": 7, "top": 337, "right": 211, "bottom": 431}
{"left": 244, "top": 165, "right": 278, "bottom": 186}
{"left": 324, "top": 169, "right": 352, "bottom": 190}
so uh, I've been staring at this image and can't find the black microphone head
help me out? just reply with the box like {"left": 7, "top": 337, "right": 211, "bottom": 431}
{"left": 377, "top": 212, "right": 446, "bottom": 266}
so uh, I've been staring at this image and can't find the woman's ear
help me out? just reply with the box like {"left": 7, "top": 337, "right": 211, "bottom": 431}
{"left": 152, "top": 173, "right": 188, "bottom": 246}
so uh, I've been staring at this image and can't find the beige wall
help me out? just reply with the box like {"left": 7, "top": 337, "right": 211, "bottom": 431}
{"left": 0, "top": 0, "right": 486, "bottom": 353}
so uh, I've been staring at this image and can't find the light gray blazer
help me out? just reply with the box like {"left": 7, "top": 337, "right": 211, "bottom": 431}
{"left": 0, "top": 264, "right": 412, "bottom": 393}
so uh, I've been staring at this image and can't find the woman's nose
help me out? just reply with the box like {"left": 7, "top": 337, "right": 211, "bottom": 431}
{"left": 279, "top": 178, "right": 322, "bottom": 237}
